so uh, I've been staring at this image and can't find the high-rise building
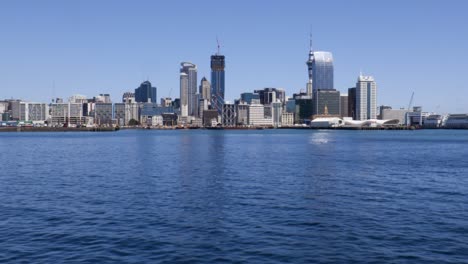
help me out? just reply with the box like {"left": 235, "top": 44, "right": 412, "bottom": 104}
{"left": 199, "top": 77, "right": 211, "bottom": 100}
{"left": 180, "top": 62, "right": 198, "bottom": 117}
{"left": 211, "top": 54, "right": 225, "bottom": 114}
{"left": 95, "top": 94, "right": 112, "bottom": 103}
{"left": 312, "top": 89, "right": 341, "bottom": 117}
{"left": 340, "top": 94, "right": 349, "bottom": 117}
{"left": 356, "top": 75, "right": 377, "bottom": 120}
{"left": 236, "top": 103, "right": 249, "bottom": 126}
{"left": 135, "top": 81, "right": 157, "bottom": 103}
{"left": 348, "top": 87, "right": 357, "bottom": 120}
{"left": 254, "top": 88, "right": 286, "bottom": 105}
{"left": 272, "top": 101, "right": 283, "bottom": 127}
{"left": 310, "top": 51, "right": 334, "bottom": 91}
{"left": 248, "top": 104, "right": 273, "bottom": 126}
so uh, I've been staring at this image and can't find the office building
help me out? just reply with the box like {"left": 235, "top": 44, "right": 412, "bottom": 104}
{"left": 50, "top": 103, "right": 84, "bottom": 125}
{"left": 281, "top": 112, "right": 294, "bottom": 126}
{"left": 254, "top": 88, "right": 286, "bottom": 105}
{"left": 199, "top": 77, "right": 211, "bottom": 100}
{"left": 203, "top": 109, "right": 219, "bottom": 127}
{"left": 180, "top": 62, "right": 198, "bottom": 117}
{"left": 248, "top": 103, "right": 273, "bottom": 126}
{"left": 356, "top": 75, "right": 377, "bottom": 120}
{"left": 236, "top": 103, "right": 249, "bottom": 126}
{"left": 222, "top": 103, "right": 236, "bottom": 126}
{"left": 240, "top": 92, "right": 260, "bottom": 104}
{"left": 135, "top": 81, "right": 157, "bottom": 103}
{"left": 95, "top": 103, "right": 113, "bottom": 125}
{"left": 122, "top": 92, "right": 135, "bottom": 103}
{"left": 161, "top": 97, "right": 172, "bottom": 107}
{"left": 310, "top": 51, "right": 334, "bottom": 91}
{"left": 211, "top": 54, "right": 225, "bottom": 114}
{"left": 348, "top": 87, "right": 356, "bottom": 119}
{"left": 272, "top": 101, "right": 282, "bottom": 127}
{"left": 114, "top": 103, "right": 126, "bottom": 126}
{"left": 312, "top": 89, "right": 341, "bottom": 117}
{"left": 69, "top": 94, "right": 87, "bottom": 104}
{"left": 381, "top": 108, "right": 407, "bottom": 125}
{"left": 340, "top": 94, "right": 349, "bottom": 117}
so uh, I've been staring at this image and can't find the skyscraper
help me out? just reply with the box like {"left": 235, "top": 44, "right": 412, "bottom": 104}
{"left": 135, "top": 81, "right": 157, "bottom": 103}
{"left": 309, "top": 51, "right": 334, "bottom": 91}
{"left": 211, "top": 54, "right": 225, "bottom": 115}
{"left": 199, "top": 77, "right": 211, "bottom": 100}
{"left": 356, "top": 75, "right": 377, "bottom": 120}
{"left": 180, "top": 62, "right": 198, "bottom": 117}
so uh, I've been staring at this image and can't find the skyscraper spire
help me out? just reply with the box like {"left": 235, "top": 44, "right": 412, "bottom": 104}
{"left": 309, "top": 31, "right": 313, "bottom": 52}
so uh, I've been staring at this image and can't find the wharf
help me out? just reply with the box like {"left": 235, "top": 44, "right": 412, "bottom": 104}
{"left": 0, "top": 127, "right": 118, "bottom": 132}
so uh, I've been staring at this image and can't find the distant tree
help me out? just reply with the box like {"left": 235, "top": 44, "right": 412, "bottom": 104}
{"left": 128, "top": 119, "right": 140, "bottom": 126}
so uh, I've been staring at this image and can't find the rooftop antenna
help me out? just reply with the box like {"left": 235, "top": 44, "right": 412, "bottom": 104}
{"left": 216, "top": 36, "right": 220, "bottom": 55}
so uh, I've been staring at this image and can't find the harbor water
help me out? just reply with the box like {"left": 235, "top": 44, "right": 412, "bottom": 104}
{"left": 1, "top": 129, "right": 467, "bottom": 263}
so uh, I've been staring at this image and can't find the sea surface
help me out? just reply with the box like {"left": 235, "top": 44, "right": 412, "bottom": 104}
{"left": 0, "top": 129, "right": 468, "bottom": 263}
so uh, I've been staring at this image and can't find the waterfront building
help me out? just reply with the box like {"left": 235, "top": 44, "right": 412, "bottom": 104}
{"left": 405, "top": 107, "right": 431, "bottom": 126}
{"left": 378, "top": 105, "right": 392, "bottom": 119}
{"left": 180, "top": 62, "right": 198, "bottom": 117}
{"left": 135, "top": 81, "right": 157, "bottom": 103}
{"left": 199, "top": 77, "right": 211, "bottom": 101}
{"left": 348, "top": 87, "right": 356, "bottom": 119}
{"left": 381, "top": 108, "right": 407, "bottom": 125}
{"left": 114, "top": 103, "right": 126, "bottom": 126}
{"left": 312, "top": 89, "right": 340, "bottom": 117}
{"left": 272, "top": 101, "right": 283, "bottom": 127}
{"left": 211, "top": 54, "right": 225, "bottom": 114}
{"left": 222, "top": 103, "right": 236, "bottom": 127}
{"left": 95, "top": 103, "right": 113, "bottom": 125}
{"left": 254, "top": 88, "right": 286, "bottom": 105}
{"left": 202, "top": 109, "right": 219, "bottom": 127}
{"left": 162, "top": 113, "right": 178, "bottom": 126}
{"left": 240, "top": 92, "right": 260, "bottom": 105}
{"left": 122, "top": 92, "right": 135, "bottom": 103}
{"left": 294, "top": 98, "right": 313, "bottom": 123}
{"left": 248, "top": 104, "right": 273, "bottom": 126}
{"left": 236, "top": 103, "right": 249, "bottom": 126}
{"left": 281, "top": 112, "right": 294, "bottom": 126}
{"left": 356, "top": 75, "right": 377, "bottom": 120}
{"left": 445, "top": 114, "right": 468, "bottom": 128}
{"left": 10, "top": 101, "right": 48, "bottom": 122}
{"left": 424, "top": 115, "right": 445, "bottom": 128}
{"left": 125, "top": 103, "right": 140, "bottom": 125}
{"left": 340, "top": 94, "right": 349, "bottom": 117}
{"left": 50, "top": 103, "right": 84, "bottom": 125}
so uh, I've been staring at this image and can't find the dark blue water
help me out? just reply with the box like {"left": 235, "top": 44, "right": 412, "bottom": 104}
{"left": 1, "top": 129, "right": 468, "bottom": 263}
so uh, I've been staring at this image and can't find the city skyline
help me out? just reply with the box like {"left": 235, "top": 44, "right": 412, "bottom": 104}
{"left": 1, "top": 1, "right": 468, "bottom": 113}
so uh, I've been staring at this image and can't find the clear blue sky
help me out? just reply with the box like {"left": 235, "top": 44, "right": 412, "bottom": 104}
{"left": 1, "top": 0, "right": 467, "bottom": 113}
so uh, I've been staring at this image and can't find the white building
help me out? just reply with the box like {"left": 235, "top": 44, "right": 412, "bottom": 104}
{"left": 50, "top": 103, "right": 84, "bottom": 125}
{"left": 356, "top": 75, "right": 377, "bottom": 120}
{"left": 281, "top": 112, "right": 294, "bottom": 126}
{"left": 272, "top": 101, "right": 282, "bottom": 127}
{"left": 236, "top": 103, "right": 249, "bottom": 126}
{"left": 248, "top": 104, "right": 273, "bottom": 126}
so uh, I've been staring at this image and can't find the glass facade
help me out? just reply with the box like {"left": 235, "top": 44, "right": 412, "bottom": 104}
{"left": 210, "top": 55, "right": 225, "bottom": 115}
{"left": 311, "top": 51, "right": 334, "bottom": 91}
{"left": 135, "top": 81, "right": 157, "bottom": 103}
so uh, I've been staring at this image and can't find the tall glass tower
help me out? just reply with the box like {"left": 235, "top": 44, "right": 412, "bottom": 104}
{"left": 211, "top": 54, "right": 225, "bottom": 115}
{"left": 310, "top": 51, "right": 334, "bottom": 91}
